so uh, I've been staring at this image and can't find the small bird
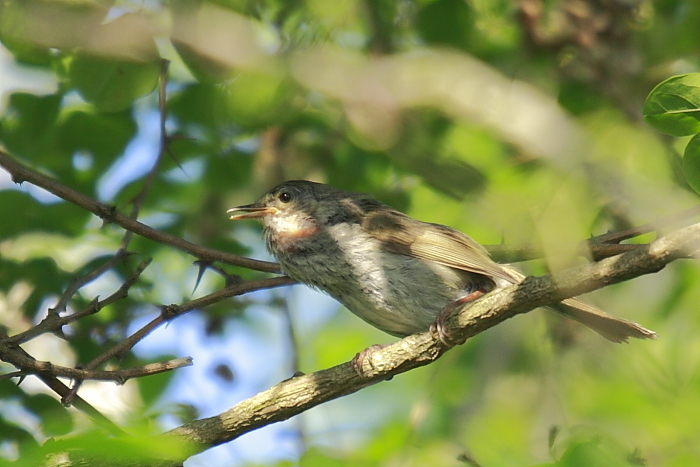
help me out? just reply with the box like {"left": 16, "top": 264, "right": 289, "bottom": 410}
{"left": 228, "top": 181, "right": 655, "bottom": 356}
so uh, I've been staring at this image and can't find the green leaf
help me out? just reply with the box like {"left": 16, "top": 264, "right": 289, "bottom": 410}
{"left": 556, "top": 437, "right": 630, "bottom": 467}
{"left": 136, "top": 356, "right": 179, "bottom": 407}
{"left": 0, "top": 418, "right": 39, "bottom": 456}
{"left": 416, "top": 0, "right": 473, "bottom": 50}
{"left": 58, "top": 109, "right": 137, "bottom": 161}
{"left": 0, "top": 191, "right": 89, "bottom": 238}
{"left": 39, "top": 429, "right": 193, "bottom": 463}
{"left": 643, "top": 73, "right": 700, "bottom": 136}
{"left": 66, "top": 11, "right": 162, "bottom": 113}
{"left": 169, "top": 0, "right": 234, "bottom": 83}
{"left": 0, "top": 257, "right": 70, "bottom": 319}
{"left": 25, "top": 393, "right": 74, "bottom": 437}
{"left": 168, "top": 83, "right": 231, "bottom": 129}
{"left": 0, "top": 0, "right": 51, "bottom": 65}
{"left": 682, "top": 133, "right": 700, "bottom": 194}
{"left": 56, "top": 108, "right": 138, "bottom": 189}
{"left": 224, "top": 71, "right": 299, "bottom": 129}
{"left": 0, "top": 379, "right": 25, "bottom": 398}
{"left": 0, "top": 0, "right": 111, "bottom": 65}
{"left": 0, "top": 93, "right": 63, "bottom": 160}
{"left": 171, "top": 40, "right": 234, "bottom": 84}
{"left": 68, "top": 52, "right": 161, "bottom": 112}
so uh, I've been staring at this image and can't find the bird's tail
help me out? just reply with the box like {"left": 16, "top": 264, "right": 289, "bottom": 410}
{"left": 550, "top": 298, "right": 656, "bottom": 342}
{"left": 499, "top": 265, "right": 656, "bottom": 342}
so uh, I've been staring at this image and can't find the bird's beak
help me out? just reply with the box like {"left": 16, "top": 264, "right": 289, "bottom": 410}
{"left": 227, "top": 204, "right": 278, "bottom": 220}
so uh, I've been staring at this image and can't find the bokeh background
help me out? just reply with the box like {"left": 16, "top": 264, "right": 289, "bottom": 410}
{"left": 1, "top": 0, "right": 700, "bottom": 466}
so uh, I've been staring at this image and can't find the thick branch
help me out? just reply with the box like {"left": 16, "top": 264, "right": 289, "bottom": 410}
{"left": 163, "top": 222, "right": 700, "bottom": 457}
{"left": 26, "top": 223, "right": 700, "bottom": 467}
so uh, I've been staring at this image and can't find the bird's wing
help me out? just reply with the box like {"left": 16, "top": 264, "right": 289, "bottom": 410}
{"left": 358, "top": 205, "right": 657, "bottom": 342}
{"left": 360, "top": 209, "right": 517, "bottom": 284}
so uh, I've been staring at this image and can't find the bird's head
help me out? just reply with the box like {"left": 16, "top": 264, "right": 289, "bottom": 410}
{"left": 228, "top": 180, "right": 334, "bottom": 245}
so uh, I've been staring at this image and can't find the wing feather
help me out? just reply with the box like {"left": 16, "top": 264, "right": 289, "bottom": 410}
{"left": 360, "top": 209, "right": 516, "bottom": 283}
{"left": 355, "top": 202, "right": 656, "bottom": 342}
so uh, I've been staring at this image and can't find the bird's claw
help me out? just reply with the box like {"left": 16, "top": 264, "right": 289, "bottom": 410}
{"left": 430, "top": 309, "right": 458, "bottom": 347}
{"left": 431, "top": 289, "right": 486, "bottom": 347}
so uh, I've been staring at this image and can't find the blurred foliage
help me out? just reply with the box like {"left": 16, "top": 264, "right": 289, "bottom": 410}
{"left": 0, "top": 0, "right": 699, "bottom": 466}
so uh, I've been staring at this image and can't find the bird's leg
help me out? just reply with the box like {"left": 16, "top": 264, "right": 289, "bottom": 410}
{"left": 352, "top": 344, "right": 390, "bottom": 377}
{"left": 430, "top": 289, "right": 486, "bottom": 346}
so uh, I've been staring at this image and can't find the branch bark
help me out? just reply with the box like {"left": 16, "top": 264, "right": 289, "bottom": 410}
{"left": 156, "top": 221, "right": 700, "bottom": 462}
{"left": 55, "top": 221, "right": 696, "bottom": 466}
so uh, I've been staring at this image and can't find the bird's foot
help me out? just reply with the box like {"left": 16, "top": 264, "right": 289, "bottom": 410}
{"left": 430, "top": 289, "right": 485, "bottom": 346}
{"left": 352, "top": 344, "right": 389, "bottom": 377}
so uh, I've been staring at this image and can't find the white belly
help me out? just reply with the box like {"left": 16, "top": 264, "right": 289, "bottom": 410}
{"left": 276, "top": 223, "right": 479, "bottom": 337}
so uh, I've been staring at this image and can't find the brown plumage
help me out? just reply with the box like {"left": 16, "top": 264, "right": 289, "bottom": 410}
{"left": 229, "top": 180, "right": 656, "bottom": 343}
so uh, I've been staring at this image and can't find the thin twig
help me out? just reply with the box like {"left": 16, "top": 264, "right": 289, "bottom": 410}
{"left": 81, "top": 276, "right": 295, "bottom": 372}
{"left": 0, "top": 348, "right": 193, "bottom": 382}
{"left": 0, "top": 329, "right": 124, "bottom": 435}
{"left": 65, "top": 62, "right": 172, "bottom": 405}
{"left": 592, "top": 204, "right": 700, "bottom": 244}
{"left": 487, "top": 242, "right": 642, "bottom": 263}
{"left": 0, "top": 150, "right": 280, "bottom": 273}
{"left": 49, "top": 250, "right": 131, "bottom": 318}
{"left": 1, "top": 258, "right": 152, "bottom": 346}
{"left": 0, "top": 371, "right": 24, "bottom": 381}
{"left": 484, "top": 205, "right": 700, "bottom": 263}
{"left": 121, "top": 59, "right": 171, "bottom": 249}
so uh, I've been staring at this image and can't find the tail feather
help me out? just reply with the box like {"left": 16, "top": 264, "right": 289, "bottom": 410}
{"left": 499, "top": 265, "right": 656, "bottom": 342}
{"left": 550, "top": 298, "right": 656, "bottom": 342}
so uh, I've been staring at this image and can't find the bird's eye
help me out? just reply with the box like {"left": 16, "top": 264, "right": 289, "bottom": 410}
{"left": 278, "top": 191, "right": 292, "bottom": 203}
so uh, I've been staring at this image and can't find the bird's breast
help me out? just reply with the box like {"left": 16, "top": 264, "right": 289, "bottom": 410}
{"left": 271, "top": 222, "right": 481, "bottom": 337}
{"left": 263, "top": 212, "right": 321, "bottom": 252}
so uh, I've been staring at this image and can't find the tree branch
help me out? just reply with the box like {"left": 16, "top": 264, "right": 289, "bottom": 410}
{"left": 0, "top": 328, "right": 125, "bottom": 436}
{"left": 49, "top": 250, "right": 132, "bottom": 319}
{"left": 486, "top": 241, "right": 641, "bottom": 263}
{"left": 79, "top": 276, "right": 296, "bottom": 373}
{"left": 0, "top": 353, "right": 193, "bottom": 383}
{"left": 487, "top": 203, "right": 700, "bottom": 262}
{"left": 0, "top": 149, "right": 280, "bottom": 273}
{"left": 58, "top": 61, "right": 171, "bottom": 405}
{"left": 1, "top": 258, "right": 152, "bottom": 346}
{"left": 117, "top": 59, "right": 171, "bottom": 252}
{"left": 592, "top": 204, "right": 700, "bottom": 244}
{"left": 2, "top": 148, "right": 697, "bottom": 269}
{"left": 160, "top": 222, "right": 699, "bottom": 459}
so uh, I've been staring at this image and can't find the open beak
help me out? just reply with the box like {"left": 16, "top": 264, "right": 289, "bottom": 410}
{"left": 227, "top": 204, "right": 278, "bottom": 220}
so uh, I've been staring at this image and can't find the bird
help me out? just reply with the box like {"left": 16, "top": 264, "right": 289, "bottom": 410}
{"left": 228, "top": 180, "right": 655, "bottom": 366}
